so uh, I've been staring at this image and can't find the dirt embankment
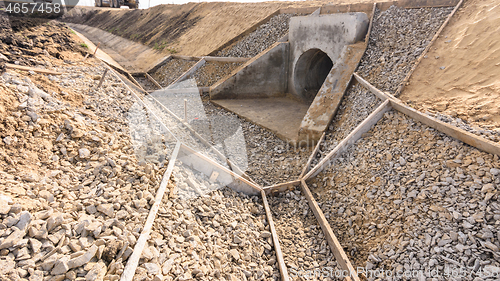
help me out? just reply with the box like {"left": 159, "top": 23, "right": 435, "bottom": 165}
{"left": 400, "top": 0, "right": 500, "bottom": 130}
{"left": 62, "top": 0, "right": 374, "bottom": 57}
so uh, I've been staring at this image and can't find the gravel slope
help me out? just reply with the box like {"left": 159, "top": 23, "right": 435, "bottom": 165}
{"left": 217, "top": 13, "right": 296, "bottom": 58}
{"left": 357, "top": 6, "right": 454, "bottom": 94}
{"left": 269, "top": 190, "right": 340, "bottom": 281}
{"left": 310, "top": 110, "right": 500, "bottom": 279}
{"left": 311, "top": 6, "right": 453, "bottom": 168}
{"left": 190, "top": 61, "right": 243, "bottom": 87}
{"left": 151, "top": 59, "right": 196, "bottom": 88}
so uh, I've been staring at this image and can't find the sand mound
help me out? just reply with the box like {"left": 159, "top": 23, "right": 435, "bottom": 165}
{"left": 400, "top": 0, "right": 500, "bottom": 130}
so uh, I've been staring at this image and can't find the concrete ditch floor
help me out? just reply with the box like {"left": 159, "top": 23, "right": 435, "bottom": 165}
{"left": 213, "top": 97, "right": 310, "bottom": 144}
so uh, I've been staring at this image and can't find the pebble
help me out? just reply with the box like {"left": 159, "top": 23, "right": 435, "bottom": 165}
{"left": 78, "top": 148, "right": 91, "bottom": 159}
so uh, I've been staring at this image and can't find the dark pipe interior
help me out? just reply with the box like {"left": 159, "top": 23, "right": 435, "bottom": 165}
{"left": 294, "top": 49, "right": 333, "bottom": 104}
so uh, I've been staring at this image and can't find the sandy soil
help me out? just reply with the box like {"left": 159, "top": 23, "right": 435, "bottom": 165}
{"left": 400, "top": 0, "right": 500, "bottom": 130}
{"left": 63, "top": 0, "right": 376, "bottom": 58}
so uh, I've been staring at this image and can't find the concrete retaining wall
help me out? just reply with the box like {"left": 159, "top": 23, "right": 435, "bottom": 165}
{"left": 210, "top": 42, "right": 289, "bottom": 100}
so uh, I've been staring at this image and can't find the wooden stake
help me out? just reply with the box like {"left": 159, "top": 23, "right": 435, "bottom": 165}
{"left": 184, "top": 99, "right": 187, "bottom": 121}
{"left": 394, "top": 0, "right": 464, "bottom": 96}
{"left": 300, "top": 180, "right": 359, "bottom": 281}
{"left": 300, "top": 132, "right": 326, "bottom": 179}
{"left": 97, "top": 69, "right": 108, "bottom": 89}
{"left": 120, "top": 141, "right": 181, "bottom": 281}
{"left": 93, "top": 42, "right": 101, "bottom": 56}
{"left": 261, "top": 190, "right": 290, "bottom": 281}
{"left": 5, "top": 63, "right": 63, "bottom": 75}
{"left": 304, "top": 100, "right": 392, "bottom": 180}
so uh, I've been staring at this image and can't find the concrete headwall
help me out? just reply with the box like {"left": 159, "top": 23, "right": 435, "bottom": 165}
{"left": 210, "top": 42, "right": 289, "bottom": 100}
{"left": 288, "top": 13, "right": 369, "bottom": 100}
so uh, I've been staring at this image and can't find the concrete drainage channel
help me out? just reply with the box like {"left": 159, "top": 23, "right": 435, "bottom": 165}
{"left": 65, "top": 0, "right": 500, "bottom": 280}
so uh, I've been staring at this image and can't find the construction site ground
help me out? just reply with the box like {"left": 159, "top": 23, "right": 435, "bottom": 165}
{"left": 0, "top": 0, "right": 499, "bottom": 280}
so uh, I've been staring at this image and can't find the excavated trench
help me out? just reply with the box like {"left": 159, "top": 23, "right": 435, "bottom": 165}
{"left": 123, "top": 5, "right": 489, "bottom": 281}
{"left": 124, "top": 5, "right": 478, "bottom": 280}
{"left": 3, "top": 2, "right": 498, "bottom": 281}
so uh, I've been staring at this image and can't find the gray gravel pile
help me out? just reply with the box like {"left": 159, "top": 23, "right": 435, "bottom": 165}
{"left": 151, "top": 59, "right": 196, "bottom": 88}
{"left": 202, "top": 99, "right": 310, "bottom": 187}
{"left": 310, "top": 110, "right": 500, "bottom": 279}
{"left": 427, "top": 111, "right": 500, "bottom": 143}
{"left": 310, "top": 84, "right": 381, "bottom": 168}
{"left": 357, "top": 6, "right": 453, "bottom": 94}
{"left": 190, "top": 61, "right": 243, "bottom": 87}
{"left": 144, "top": 186, "right": 280, "bottom": 281}
{"left": 217, "top": 14, "right": 295, "bottom": 58}
{"left": 268, "top": 190, "right": 340, "bottom": 280}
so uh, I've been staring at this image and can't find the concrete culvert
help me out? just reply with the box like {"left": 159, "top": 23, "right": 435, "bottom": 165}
{"left": 293, "top": 48, "right": 333, "bottom": 103}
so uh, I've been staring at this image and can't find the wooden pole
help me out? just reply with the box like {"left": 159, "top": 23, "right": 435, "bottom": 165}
{"left": 300, "top": 180, "right": 359, "bottom": 281}
{"left": 300, "top": 132, "right": 326, "bottom": 179}
{"left": 261, "top": 190, "right": 290, "bottom": 281}
{"left": 5, "top": 63, "right": 63, "bottom": 75}
{"left": 184, "top": 99, "right": 187, "bottom": 121}
{"left": 97, "top": 69, "right": 108, "bottom": 89}
{"left": 120, "top": 142, "right": 181, "bottom": 281}
{"left": 93, "top": 42, "right": 101, "bottom": 56}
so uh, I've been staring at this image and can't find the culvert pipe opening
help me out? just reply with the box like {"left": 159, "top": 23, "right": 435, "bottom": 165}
{"left": 294, "top": 49, "right": 333, "bottom": 103}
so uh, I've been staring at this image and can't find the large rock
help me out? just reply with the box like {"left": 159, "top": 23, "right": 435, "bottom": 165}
{"left": 0, "top": 228, "right": 25, "bottom": 249}
{"left": 96, "top": 204, "right": 114, "bottom": 217}
{"left": 85, "top": 261, "right": 106, "bottom": 281}
{"left": 47, "top": 213, "right": 64, "bottom": 232}
{"left": 0, "top": 258, "right": 15, "bottom": 276}
{"left": 68, "top": 244, "right": 98, "bottom": 269}
{"left": 0, "top": 196, "right": 11, "bottom": 215}
{"left": 51, "top": 256, "right": 70, "bottom": 275}
{"left": 15, "top": 211, "right": 32, "bottom": 231}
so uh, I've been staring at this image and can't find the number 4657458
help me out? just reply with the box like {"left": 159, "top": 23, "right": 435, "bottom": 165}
{"left": 5, "top": 3, "right": 61, "bottom": 14}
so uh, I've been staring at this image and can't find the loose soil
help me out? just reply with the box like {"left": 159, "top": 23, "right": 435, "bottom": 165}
{"left": 400, "top": 0, "right": 500, "bottom": 130}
